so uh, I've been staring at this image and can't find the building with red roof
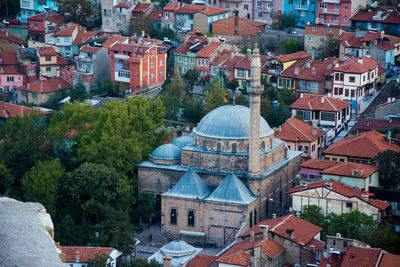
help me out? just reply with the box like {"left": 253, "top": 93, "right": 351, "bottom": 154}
{"left": 287, "top": 178, "right": 390, "bottom": 221}
{"left": 193, "top": 6, "right": 229, "bottom": 33}
{"left": 161, "top": 2, "right": 180, "bottom": 30}
{"left": 0, "top": 52, "right": 24, "bottom": 94}
{"left": 305, "top": 24, "right": 344, "bottom": 58}
{"left": 28, "top": 11, "right": 65, "bottom": 42}
{"left": 239, "top": 215, "right": 324, "bottom": 266}
{"left": 290, "top": 93, "right": 351, "bottom": 143}
{"left": 195, "top": 41, "right": 227, "bottom": 76}
{"left": 187, "top": 254, "right": 217, "bottom": 267}
{"left": 351, "top": 8, "right": 400, "bottom": 36}
{"left": 37, "top": 47, "right": 72, "bottom": 78}
{"left": 132, "top": 2, "right": 153, "bottom": 18}
{"left": 0, "top": 31, "right": 24, "bottom": 54}
{"left": 323, "top": 130, "right": 400, "bottom": 163}
{"left": 275, "top": 117, "right": 326, "bottom": 160}
{"left": 212, "top": 14, "right": 267, "bottom": 37}
{"left": 232, "top": 53, "right": 267, "bottom": 88}
{"left": 101, "top": 0, "right": 135, "bottom": 35}
{"left": 16, "top": 77, "right": 72, "bottom": 105}
{"left": 60, "top": 246, "right": 121, "bottom": 267}
{"left": 0, "top": 101, "right": 49, "bottom": 122}
{"left": 316, "top": 0, "right": 365, "bottom": 27}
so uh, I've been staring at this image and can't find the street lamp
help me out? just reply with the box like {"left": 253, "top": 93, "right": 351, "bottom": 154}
{"left": 269, "top": 198, "right": 284, "bottom": 217}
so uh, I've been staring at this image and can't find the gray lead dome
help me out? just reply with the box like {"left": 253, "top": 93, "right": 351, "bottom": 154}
{"left": 193, "top": 105, "right": 274, "bottom": 140}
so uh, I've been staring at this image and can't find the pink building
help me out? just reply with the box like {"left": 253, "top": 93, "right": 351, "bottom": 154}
{"left": 253, "top": 0, "right": 283, "bottom": 25}
{"left": 0, "top": 52, "right": 24, "bottom": 94}
{"left": 316, "top": 0, "right": 366, "bottom": 27}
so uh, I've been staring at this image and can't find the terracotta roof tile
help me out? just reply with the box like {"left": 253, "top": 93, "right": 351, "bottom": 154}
{"left": 149, "top": 10, "right": 163, "bottom": 21}
{"left": 275, "top": 51, "right": 310, "bottom": 63}
{"left": 221, "top": 55, "right": 243, "bottom": 70}
{"left": 176, "top": 5, "right": 205, "bottom": 14}
{"left": 287, "top": 179, "right": 391, "bottom": 210}
{"left": 115, "top": 1, "right": 133, "bottom": 8}
{"left": 241, "top": 215, "right": 322, "bottom": 246}
{"left": 275, "top": 117, "right": 324, "bottom": 142}
{"left": 321, "top": 162, "right": 379, "bottom": 178}
{"left": 300, "top": 159, "right": 339, "bottom": 170}
{"left": 0, "top": 102, "right": 38, "bottom": 118}
{"left": 79, "top": 46, "right": 101, "bottom": 53}
{"left": 199, "top": 6, "right": 228, "bottom": 16}
{"left": 187, "top": 254, "right": 217, "bottom": 267}
{"left": 163, "top": 2, "right": 179, "bottom": 11}
{"left": 53, "top": 23, "right": 78, "bottom": 37}
{"left": 0, "top": 52, "right": 19, "bottom": 65}
{"left": 379, "top": 253, "right": 400, "bottom": 267}
{"left": 18, "top": 77, "right": 72, "bottom": 93}
{"left": 0, "top": 65, "right": 19, "bottom": 74}
{"left": 305, "top": 238, "right": 325, "bottom": 251}
{"left": 280, "top": 59, "right": 333, "bottom": 82}
{"left": 133, "top": 2, "right": 152, "bottom": 13}
{"left": 0, "top": 32, "right": 23, "bottom": 44}
{"left": 332, "top": 57, "right": 378, "bottom": 74}
{"left": 373, "top": 41, "right": 396, "bottom": 51}
{"left": 261, "top": 239, "right": 285, "bottom": 259}
{"left": 38, "top": 47, "right": 57, "bottom": 56}
{"left": 217, "top": 250, "right": 251, "bottom": 266}
{"left": 235, "top": 54, "right": 266, "bottom": 70}
{"left": 305, "top": 24, "right": 342, "bottom": 38}
{"left": 290, "top": 93, "right": 351, "bottom": 112}
{"left": 341, "top": 246, "right": 382, "bottom": 267}
{"left": 211, "top": 49, "right": 232, "bottom": 66}
{"left": 355, "top": 118, "right": 400, "bottom": 131}
{"left": 212, "top": 16, "right": 266, "bottom": 36}
{"left": 196, "top": 42, "right": 223, "bottom": 58}
{"left": 28, "top": 11, "right": 65, "bottom": 24}
{"left": 351, "top": 8, "right": 400, "bottom": 25}
{"left": 338, "top": 32, "right": 362, "bottom": 48}
{"left": 323, "top": 130, "right": 400, "bottom": 158}
{"left": 60, "top": 246, "right": 113, "bottom": 263}
{"left": 102, "top": 36, "right": 129, "bottom": 49}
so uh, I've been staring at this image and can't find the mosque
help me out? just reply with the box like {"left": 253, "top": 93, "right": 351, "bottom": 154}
{"left": 137, "top": 46, "right": 302, "bottom": 246}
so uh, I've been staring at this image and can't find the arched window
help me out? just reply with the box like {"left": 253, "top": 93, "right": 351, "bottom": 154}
{"left": 232, "top": 143, "right": 237, "bottom": 153}
{"left": 260, "top": 141, "right": 265, "bottom": 150}
{"left": 216, "top": 142, "right": 221, "bottom": 151}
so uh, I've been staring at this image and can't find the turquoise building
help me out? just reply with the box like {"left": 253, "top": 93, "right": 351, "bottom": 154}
{"left": 19, "top": 0, "right": 59, "bottom": 22}
{"left": 284, "top": 0, "right": 317, "bottom": 28}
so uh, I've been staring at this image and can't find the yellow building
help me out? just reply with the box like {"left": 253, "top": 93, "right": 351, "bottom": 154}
{"left": 38, "top": 47, "right": 71, "bottom": 78}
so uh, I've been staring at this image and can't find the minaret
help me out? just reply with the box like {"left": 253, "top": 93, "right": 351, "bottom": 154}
{"left": 247, "top": 44, "right": 264, "bottom": 177}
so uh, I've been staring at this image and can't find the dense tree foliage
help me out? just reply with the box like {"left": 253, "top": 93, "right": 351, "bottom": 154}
{"left": 91, "top": 78, "right": 121, "bottom": 97}
{"left": 0, "top": 0, "right": 20, "bottom": 18}
{"left": 283, "top": 38, "right": 303, "bottom": 54}
{"left": 271, "top": 12, "right": 297, "bottom": 32}
{"left": 0, "top": 163, "right": 14, "bottom": 195}
{"left": 183, "top": 69, "right": 201, "bottom": 91}
{"left": 279, "top": 87, "right": 296, "bottom": 106}
{"left": 204, "top": 82, "right": 227, "bottom": 115}
{"left": 130, "top": 16, "right": 156, "bottom": 37}
{"left": 390, "top": 81, "right": 400, "bottom": 98}
{"left": 58, "top": 0, "right": 92, "bottom": 25}
{"left": 70, "top": 79, "right": 88, "bottom": 102}
{"left": 318, "top": 35, "right": 339, "bottom": 59}
{"left": 372, "top": 150, "right": 400, "bottom": 187}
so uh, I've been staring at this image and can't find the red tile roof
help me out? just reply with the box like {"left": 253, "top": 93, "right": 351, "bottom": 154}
{"left": 305, "top": 238, "right": 325, "bottom": 251}
{"left": 0, "top": 52, "right": 20, "bottom": 65}
{"left": 290, "top": 93, "right": 351, "bottom": 112}
{"left": 373, "top": 98, "right": 399, "bottom": 109}
{"left": 60, "top": 246, "right": 113, "bottom": 263}
{"left": 287, "top": 179, "right": 390, "bottom": 210}
{"left": 0, "top": 102, "right": 37, "bottom": 119}
{"left": 338, "top": 32, "right": 362, "bottom": 48}
{"left": 373, "top": 40, "right": 396, "bottom": 51}
{"left": 332, "top": 57, "right": 378, "bottom": 74}
{"left": 199, "top": 6, "right": 228, "bottom": 16}
{"left": 38, "top": 47, "right": 58, "bottom": 56}
{"left": 53, "top": 23, "right": 78, "bottom": 36}
{"left": 196, "top": 42, "right": 223, "bottom": 58}
{"left": 275, "top": 51, "right": 310, "bottom": 63}
{"left": 133, "top": 2, "right": 152, "bottom": 13}
{"left": 261, "top": 238, "right": 285, "bottom": 259}
{"left": 0, "top": 65, "right": 19, "bottom": 74}
{"left": 318, "top": 252, "right": 342, "bottom": 267}
{"left": 163, "top": 2, "right": 179, "bottom": 11}
{"left": 149, "top": 9, "right": 163, "bottom": 21}
{"left": 378, "top": 65, "right": 387, "bottom": 75}
{"left": 379, "top": 253, "right": 400, "bottom": 267}
{"left": 305, "top": 24, "right": 342, "bottom": 38}
{"left": 300, "top": 159, "right": 338, "bottom": 170}
{"left": 341, "top": 246, "right": 382, "bottom": 267}
{"left": 235, "top": 54, "right": 266, "bottom": 70}
{"left": 179, "top": 32, "right": 208, "bottom": 43}
{"left": 241, "top": 215, "right": 322, "bottom": 246}
{"left": 221, "top": 55, "right": 243, "bottom": 70}
{"left": 187, "top": 254, "right": 217, "bottom": 267}
{"left": 351, "top": 8, "right": 400, "bottom": 25}
{"left": 211, "top": 49, "right": 232, "bottom": 66}
{"left": 102, "top": 36, "right": 129, "bottom": 49}
{"left": 79, "top": 45, "right": 101, "bottom": 53}
{"left": 28, "top": 11, "right": 65, "bottom": 24}
{"left": 18, "top": 77, "right": 72, "bottom": 93}
{"left": 217, "top": 250, "right": 251, "bottom": 266}
{"left": 212, "top": 16, "right": 266, "bottom": 36}
{"left": 176, "top": 4, "right": 205, "bottom": 14}
{"left": 115, "top": 1, "right": 133, "bottom": 8}
{"left": 321, "top": 162, "right": 379, "bottom": 178}
{"left": 275, "top": 117, "right": 324, "bottom": 142}
{"left": 355, "top": 118, "right": 400, "bottom": 131}
{"left": 323, "top": 130, "right": 400, "bottom": 159}
{"left": 280, "top": 60, "right": 329, "bottom": 82}
{"left": 0, "top": 32, "right": 23, "bottom": 44}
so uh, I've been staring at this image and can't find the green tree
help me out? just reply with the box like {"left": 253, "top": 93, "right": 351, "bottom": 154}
{"left": 70, "top": 79, "right": 88, "bottom": 102}
{"left": 260, "top": 98, "right": 273, "bottom": 120}
{"left": 226, "top": 79, "right": 239, "bottom": 91}
{"left": 279, "top": 87, "right": 296, "bottom": 106}
{"left": 42, "top": 90, "right": 69, "bottom": 110}
{"left": 183, "top": 69, "right": 200, "bottom": 91}
{"left": 58, "top": 0, "right": 92, "bottom": 25}
{"left": 264, "top": 38, "right": 277, "bottom": 53}
{"left": 372, "top": 150, "right": 400, "bottom": 187}
{"left": 300, "top": 205, "right": 325, "bottom": 228}
{"left": 133, "top": 193, "right": 155, "bottom": 225}
{"left": 182, "top": 94, "right": 203, "bottom": 123}
{"left": 0, "top": 162, "right": 13, "bottom": 195}
{"left": 318, "top": 35, "right": 339, "bottom": 59}
{"left": 161, "top": 76, "right": 187, "bottom": 120}
{"left": 0, "top": 114, "right": 51, "bottom": 197}
{"left": 21, "top": 159, "right": 65, "bottom": 216}
{"left": 235, "top": 94, "right": 249, "bottom": 107}
{"left": 359, "top": 224, "right": 400, "bottom": 254}
{"left": 283, "top": 38, "right": 303, "bottom": 54}
{"left": 261, "top": 100, "right": 291, "bottom": 128}
{"left": 390, "top": 81, "right": 400, "bottom": 98}
{"left": 55, "top": 214, "right": 90, "bottom": 246}
{"left": 78, "top": 97, "right": 168, "bottom": 176}
{"left": 91, "top": 78, "right": 120, "bottom": 97}
{"left": 204, "top": 82, "right": 227, "bottom": 115}
{"left": 157, "top": 28, "right": 176, "bottom": 41}
{"left": 130, "top": 16, "right": 156, "bottom": 37}
{"left": 271, "top": 12, "right": 297, "bottom": 32}
{"left": 0, "top": 0, "right": 21, "bottom": 18}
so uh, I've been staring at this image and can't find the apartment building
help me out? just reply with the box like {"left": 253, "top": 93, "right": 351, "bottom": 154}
{"left": 284, "top": 0, "right": 317, "bottom": 27}
{"left": 304, "top": 23, "right": 343, "bottom": 58}
{"left": 316, "top": 0, "right": 366, "bottom": 27}
{"left": 19, "top": 0, "right": 59, "bottom": 22}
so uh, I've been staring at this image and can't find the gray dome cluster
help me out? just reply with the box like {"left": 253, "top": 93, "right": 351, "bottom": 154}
{"left": 150, "top": 143, "right": 181, "bottom": 161}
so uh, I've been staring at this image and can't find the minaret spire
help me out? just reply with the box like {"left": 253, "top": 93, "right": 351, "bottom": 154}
{"left": 247, "top": 44, "right": 264, "bottom": 177}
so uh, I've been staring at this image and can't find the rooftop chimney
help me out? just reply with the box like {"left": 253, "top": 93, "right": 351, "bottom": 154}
{"left": 234, "top": 10, "right": 239, "bottom": 35}
{"left": 286, "top": 229, "right": 294, "bottom": 240}
{"left": 162, "top": 256, "right": 172, "bottom": 267}
{"left": 357, "top": 58, "right": 363, "bottom": 65}
{"left": 321, "top": 96, "right": 325, "bottom": 103}
{"left": 300, "top": 93, "right": 303, "bottom": 98}
{"left": 58, "top": 83, "right": 61, "bottom": 89}
{"left": 250, "top": 230, "right": 255, "bottom": 241}
{"left": 312, "top": 129, "right": 317, "bottom": 136}
{"left": 260, "top": 225, "right": 269, "bottom": 239}
{"left": 294, "top": 67, "right": 299, "bottom": 75}
{"left": 75, "top": 251, "right": 80, "bottom": 263}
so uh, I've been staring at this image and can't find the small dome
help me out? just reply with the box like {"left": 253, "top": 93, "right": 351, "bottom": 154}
{"left": 171, "top": 136, "right": 193, "bottom": 148}
{"left": 193, "top": 105, "right": 274, "bottom": 140}
{"left": 161, "top": 240, "right": 195, "bottom": 256}
{"left": 150, "top": 144, "right": 181, "bottom": 160}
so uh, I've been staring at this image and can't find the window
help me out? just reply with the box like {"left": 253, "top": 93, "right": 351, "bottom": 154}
{"left": 216, "top": 142, "right": 221, "bottom": 151}
{"left": 254, "top": 209, "right": 257, "bottom": 225}
{"left": 103, "top": 9, "right": 107, "bottom": 16}
{"left": 345, "top": 89, "right": 349, "bottom": 97}
{"left": 325, "top": 157, "right": 330, "bottom": 160}
{"left": 189, "top": 58, "right": 195, "bottom": 64}
{"left": 340, "top": 159, "right": 345, "bottom": 162}
{"left": 160, "top": 60, "right": 163, "bottom": 66}
{"left": 331, "top": 240, "right": 336, "bottom": 246}
{"left": 224, "top": 2, "right": 229, "bottom": 8}
{"left": 151, "top": 51, "right": 155, "bottom": 56}
{"left": 244, "top": 4, "right": 249, "bottom": 10}
{"left": 334, "top": 4, "right": 339, "bottom": 9}
{"left": 232, "top": 143, "right": 237, "bottom": 153}
{"left": 258, "top": 12, "right": 263, "bottom": 18}
{"left": 346, "top": 202, "right": 353, "bottom": 208}
{"left": 349, "top": 76, "right": 355, "bottom": 82}
{"left": 312, "top": 27, "right": 316, "bottom": 32}
{"left": 188, "top": 210, "right": 195, "bottom": 227}
{"left": 237, "top": 69, "right": 244, "bottom": 77}
{"left": 328, "top": 28, "right": 332, "bottom": 33}
{"left": 260, "top": 141, "right": 265, "bottom": 149}
{"left": 178, "top": 56, "right": 183, "bottom": 62}
{"left": 249, "top": 211, "right": 253, "bottom": 227}
{"left": 6, "top": 77, "right": 14, "bottom": 82}
{"left": 321, "top": 112, "right": 335, "bottom": 121}
{"left": 304, "top": 111, "right": 311, "bottom": 120}
{"left": 170, "top": 209, "right": 177, "bottom": 224}
{"left": 150, "top": 73, "right": 155, "bottom": 79}
{"left": 351, "top": 89, "right": 355, "bottom": 97}
{"left": 150, "top": 62, "right": 154, "bottom": 68}
{"left": 320, "top": 37, "right": 325, "bottom": 42}
{"left": 308, "top": 36, "right": 314, "bottom": 42}
{"left": 344, "top": 16, "right": 348, "bottom": 22}
{"left": 343, "top": 241, "right": 348, "bottom": 247}
{"left": 46, "top": 67, "right": 51, "bottom": 72}
{"left": 257, "top": 1, "right": 262, "bottom": 6}
{"left": 289, "top": 0, "right": 293, "bottom": 4}
{"left": 32, "top": 93, "right": 38, "bottom": 99}
{"left": 45, "top": 56, "right": 51, "bottom": 62}
{"left": 160, "top": 71, "right": 164, "bottom": 77}
{"left": 332, "top": 157, "right": 337, "bottom": 161}
{"left": 333, "top": 16, "right": 339, "bottom": 21}
{"left": 344, "top": 4, "right": 349, "bottom": 10}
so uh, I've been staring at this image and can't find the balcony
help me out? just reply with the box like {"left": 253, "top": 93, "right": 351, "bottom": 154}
{"left": 321, "top": 9, "right": 340, "bottom": 15}
{"left": 75, "top": 67, "right": 93, "bottom": 74}
{"left": 114, "top": 53, "right": 129, "bottom": 60}
{"left": 114, "top": 70, "right": 130, "bottom": 83}
{"left": 321, "top": 0, "right": 340, "bottom": 3}
{"left": 295, "top": 5, "right": 309, "bottom": 11}
{"left": 258, "top": 6, "right": 274, "bottom": 12}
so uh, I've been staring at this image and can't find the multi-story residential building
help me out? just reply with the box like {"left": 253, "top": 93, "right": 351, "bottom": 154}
{"left": 210, "top": 0, "right": 253, "bottom": 20}
{"left": 351, "top": 8, "right": 400, "bottom": 36}
{"left": 109, "top": 42, "right": 167, "bottom": 93}
{"left": 284, "top": 0, "right": 317, "bottom": 27}
{"left": 316, "top": 0, "right": 366, "bottom": 27}
{"left": 218, "top": 54, "right": 243, "bottom": 80}
{"left": 262, "top": 51, "right": 310, "bottom": 88}
{"left": 37, "top": 47, "right": 71, "bottom": 78}
{"left": 290, "top": 93, "right": 351, "bottom": 143}
{"left": 196, "top": 41, "right": 228, "bottom": 76}
{"left": 370, "top": 38, "right": 396, "bottom": 73}
{"left": 161, "top": 2, "right": 179, "bottom": 30}
{"left": 276, "top": 117, "right": 326, "bottom": 160}
{"left": 0, "top": 52, "right": 24, "bottom": 94}
{"left": 323, "top": 130, "right": 400, "bottom": 164}
{"left": 331, "top": 56, "right": 379, "bottom": 113}
{"left": 28, "top": 11, "right": 65, "bottom": 42}
{"left": 304, "top": 24, "right": 343, "bottom": 58}
{"left": 131, "top": 2, "right": 153, "bottom": 19}
{"left": 193, "top": 6, "right": 229, "bottom": 33}
{"left": 19, "top": 0, "right": 59, "bottom": 22}
{"left": 101, "top": 0, "right": 136, "bottom": 34}
{"left": 234, "top": 53, "right": 267, "bottom": 88}
{"left": 18, "top": 47, "right": 39, "bottom": 83}
{"left": 0, "top": 32, "right": 23, "bottom": 54}
{"left": 175, "top": 5, "right": 206, "bottom": 32}
{"left": 254, "top": 0, "right": 283, "bottom": 25}
{"left": 210, "top": 49, "right": 234, "bottom": 76}
{"left": 74, "top": 46, "right": 110, "bottom": 92}
{"left": 338, "top": 32, "right": 370, "bottom": 59}
{"left": 212, "top": 13, "right": 267, "bottom": 36}
{"left": 287, "top": 179, "right": 390, "bottom": 222}
{"left": 174, "top": 34, "right": 208, "bottom": 76}
{"left": 16, "top": 77, "right": 72, "bottom": 104}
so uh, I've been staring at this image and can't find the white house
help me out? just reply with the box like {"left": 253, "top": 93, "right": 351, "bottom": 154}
{"left": 287, "top": 179, "right": 390, "bottom": 222}
{"left": 60, "top": 246, "right": 122, "bottom": 267}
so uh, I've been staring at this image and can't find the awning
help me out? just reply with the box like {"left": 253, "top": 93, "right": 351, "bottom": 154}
{"left": 179, "top": 230, "right": 206, "bottom": 237}
{"left": 299, "top": 168, "right": 321, "bottom": 175}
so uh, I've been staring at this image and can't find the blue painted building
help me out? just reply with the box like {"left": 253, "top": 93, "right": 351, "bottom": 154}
{"left": 284, "top": 0, "right": 317, "bottom": 28}
{"left": 351, "top": 8, "right": 400, "bottom": 37}
{"left": 19, "top": 0, "right": 58, "bottom": 22}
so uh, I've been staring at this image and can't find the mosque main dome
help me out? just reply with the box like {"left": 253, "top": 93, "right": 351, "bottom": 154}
{"left": 193, "top": 105, "right": 274, "bottom": 140}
